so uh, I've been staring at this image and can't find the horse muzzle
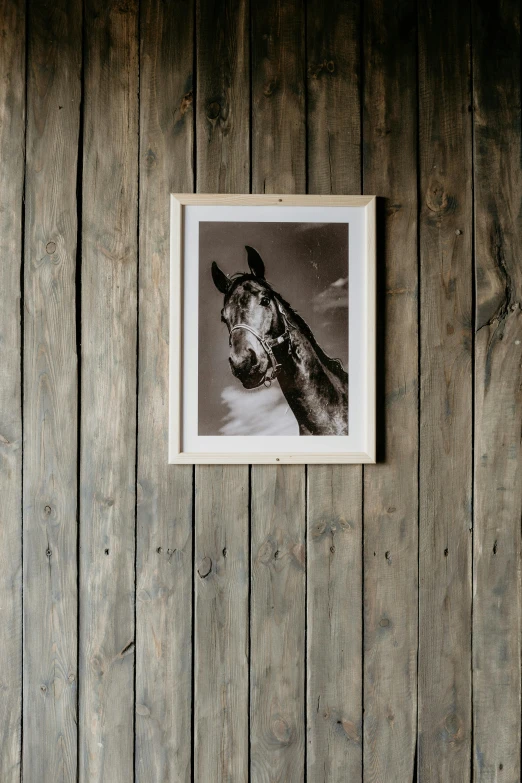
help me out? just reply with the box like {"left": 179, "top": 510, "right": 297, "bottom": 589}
{"left": 229, "top": 350, "right": 266, "bottom": 388}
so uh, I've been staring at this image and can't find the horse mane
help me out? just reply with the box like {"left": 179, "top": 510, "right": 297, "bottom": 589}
{"left": 224, "top": 273, "right": 348, "bottom": 382}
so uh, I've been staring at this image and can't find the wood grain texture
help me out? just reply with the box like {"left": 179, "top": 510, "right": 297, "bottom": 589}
{"left": 251, "top": 2, "right": 306, "bottom": 780}
{"left": 307, "top": 0, "right": 360, "bottom": 197}
{"left": 306, "top": 468, "right": 362, "bottom": 781}
{"left": 195, "top": 1, "right": 250, "bottom": 778}
{"left": 135, "top": 1, "right": 194, "bottom": 780}
{"left": 79, "top": 2, "right": 138, "bottom": 781}
{"left": 418, "top": 1, "right": 473, "bottom": 779}
{"left": 196, "top": 0, "right": 249, "bottom": 192}
{"left": 1, "top": 3, "right": 520, "bottom": 778}
{"left": 306, "top": 1, "right": 363, "bottom": 779}
{"left": 250, "top": 466, "right": 306, "bottom": 782}
{"left": 23, "top": 2, "right": 81, "bottom": 780}
{"left": 472, "top": 1, "right": 522, "bottom": 780}
{"left": 0, "top": 1, "right": 24, "bottom": 779}
{"left": 251, "top": 0, "right": 306, "bottom": 195}
{"left": 194, "top": 467, "right": 249, "bottom": 781}
{"left": 362, "top": 1, "right": 418, "bottom": 780}
{"left": 171, "top": 194, "right": 374, "bottom": 206}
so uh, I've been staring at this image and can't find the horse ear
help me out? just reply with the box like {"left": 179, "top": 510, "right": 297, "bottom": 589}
{"left": 245, "top": 246, "right": 265, "bottom": 279}
{"left": 211, "top": 261, "right": 231, "bottom": 295}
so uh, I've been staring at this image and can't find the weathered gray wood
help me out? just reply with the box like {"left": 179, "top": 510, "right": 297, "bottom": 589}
{"left": 195, "top": 1, "right": 250, "bottom": 778}
{"left": 0, "top": 1, "right": 24, "bottom": 779}
{"left": 79, "top": 2, "right": 138, "bottom": 781}
{"left": 418, "top": 0, "right": 473, "bottom": 779}
{"left": 306, "top": 2, "right": 363, "bottom": 780}
{"left": 362, "top": 2, "right": 418, "bottom": 780}
{"left": 251, "top": 0, "right": 306, "bottom": 196}
{"left": 306, "top": 0, "right": 360, "bottom": 198}
{"left": 306, "top": 468, "right": 362, "bottom": 781}
{"left": 250, "top": 466, "right": 306, "bottom": 782}
{"left": 135, "top": 1, "right": 194, "bottom": 780}
{"left": 194, "top": 467, "right": 249, "bottom": 781}
{"left": 196, "top": 0, "right": 250, "bottom": 192}
{"left": 250, "top": 2, "right": 306, "bottom": 780}
{"left": 0, "top": 3, "right": 519, "bottom": 778}
{"left": 22, "top": 2, "right": 81, "bottom": 780}
{"left": 472, "top": 1, "right": 522, "bottom": 779}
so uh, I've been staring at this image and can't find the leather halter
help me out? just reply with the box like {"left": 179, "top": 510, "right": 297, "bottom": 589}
{"left": 229, "top": 302, "right": 291, "bottom": 388}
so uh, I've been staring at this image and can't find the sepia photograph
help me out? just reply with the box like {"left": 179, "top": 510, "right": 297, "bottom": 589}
{"left": 199, "top": 221, "right": 349, "bottom": 437}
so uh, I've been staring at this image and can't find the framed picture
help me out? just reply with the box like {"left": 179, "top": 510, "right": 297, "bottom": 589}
{"left": 169, "top": 194, "right": 376, "bottom": 464}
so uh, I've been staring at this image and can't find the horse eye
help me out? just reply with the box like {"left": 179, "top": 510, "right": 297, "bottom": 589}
{"left": 260, "top": 296, "right": 270, "bottom": 307}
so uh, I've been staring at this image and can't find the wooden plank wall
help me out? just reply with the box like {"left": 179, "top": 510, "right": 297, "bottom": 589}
{"left": 23, "top": 2, "right": 81, "bottom": 780}
{"left": 0, "top": 0, "right": 520, "bottom": 781}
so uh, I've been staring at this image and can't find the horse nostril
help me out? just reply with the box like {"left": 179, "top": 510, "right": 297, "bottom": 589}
{"left": 230, "top": 348, "right": 259, "bottom": 376}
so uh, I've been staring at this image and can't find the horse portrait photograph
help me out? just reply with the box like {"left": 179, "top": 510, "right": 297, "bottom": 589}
{"left": 200, "top": 223, "right": 349, "bottom": 437}
{"left": 169, "top": 195, "right": 375, "bottom": 464}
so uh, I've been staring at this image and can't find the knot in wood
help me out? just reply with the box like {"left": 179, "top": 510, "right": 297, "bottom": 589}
{"left": 145, "top": 148, "right": 156, "bottom": 168}
{"left": 257, "top": 540, "right": 274, "bottom": 564}
{"left": 311, "top": 519, "right": 327, "bottom": 539}
{"left": 425, "top": 180, "right": 456, "bottom": 216}
{"left": 197, "top": 555, "right": 212, "bottom": 579}
{"left": 443, "top": 712, "right": 463, "bottom": 742}
{"left": 180, "top": 91, "right": 193, "bottom": 116}
{"left": 337, "top": 718, "right": 360, "bottom": 743}
{"left": 271, "top": 716, "right": 291, "bottom": 745}
{"left": 263, "top": 78, "right": 278, "bottom": 97}
{"left": 206, "top": 101, "right": 221, "bottom": 120}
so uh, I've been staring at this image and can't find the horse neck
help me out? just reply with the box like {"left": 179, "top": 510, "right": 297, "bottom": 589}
{"left": 275, "top": 311, "right": 347, "bottom": 434}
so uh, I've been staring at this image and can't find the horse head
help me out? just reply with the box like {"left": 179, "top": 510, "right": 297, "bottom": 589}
{"left": 211, "top": 246, "right": 288, "bottom": 389}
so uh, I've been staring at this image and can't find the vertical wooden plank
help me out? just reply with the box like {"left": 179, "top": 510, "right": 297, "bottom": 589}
{"left": 306, "top": 468, "right": 362, "bottom": 781}
{"left": 306, "top": 0, "right": 360, "bottom": 197}
{"left": 305, "top": 2, "right": 363, "bottom": 781}
{"left": 418, "top": 0, "right": 473, "bottom": 779}
{"left": 251, "top": 5, "right": 306, "bottom": 781}
{"left": 195, "top": 1, "right": 250, "bottom": 778}
{"left": 472, "top": 1, "right": 522, "bottom": 780}
{"left": 194, "top": 468, "right": 249, "bottom": 780}
{"left": 135, "top": 1, "right": 194, "bottom": 781}
{"left": 196, "top": 0, "right": 250, "bottom": 191}
{"left": 23, "top": 1, "right": 81, "bottom": 780}
{"left": 362, "top": 1, "right": 418, "bottom": 780}
{"left": 251, "top": 467, "right": 306, "bottom": 782}
{"left": 79, "top": 1, "right": 138, "bottom": 781}
{"left": 0, "top": 1, "right": 24, "bottom": 779}
{"left": 251, "top": 0, "right": 306, "bottom": 196}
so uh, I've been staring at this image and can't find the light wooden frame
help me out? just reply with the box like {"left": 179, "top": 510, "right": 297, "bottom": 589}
{"left": 169, "top": 194, "right": 376, "bottom": 464}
